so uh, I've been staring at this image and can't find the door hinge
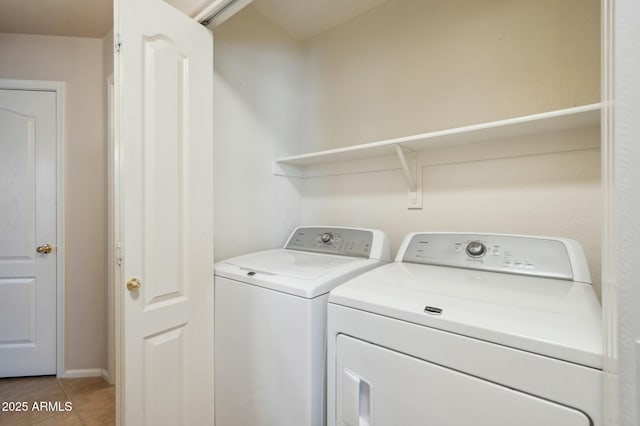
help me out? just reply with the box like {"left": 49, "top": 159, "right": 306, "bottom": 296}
{"left": 115, "top": 33, "right": 121, "bottom": 53}
{"left": 115, "top": 242, "right": 123, "bottom": 266}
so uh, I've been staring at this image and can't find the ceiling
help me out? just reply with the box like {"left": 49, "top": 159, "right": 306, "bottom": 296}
{"left": 164, "top": 0, "right": 213, "bottom": 17}
{"left": 252, "top": 0, "right": 388, "bottom": 40}
{"left": 0, "top": 0, "right": 387, "bottom": 40}
{"left": 0, "top": 0, "right": 113, "bottom": 38}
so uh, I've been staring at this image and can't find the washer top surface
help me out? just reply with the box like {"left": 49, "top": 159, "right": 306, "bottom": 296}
{"left": 215, "top": 226, "right": 391, "bottom": 299}
{"left": 329, "top": 233, "right": 602, "bottom": 368}
{"left": 225, "top": 249, "right": 360, "bottom": 280}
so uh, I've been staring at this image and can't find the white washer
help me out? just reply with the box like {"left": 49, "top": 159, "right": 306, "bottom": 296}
{"left": 214, "top": 226, "right": 390, "bottom": 426}
{"left": 327, "top": 232, "right": 602, "bottom": 426}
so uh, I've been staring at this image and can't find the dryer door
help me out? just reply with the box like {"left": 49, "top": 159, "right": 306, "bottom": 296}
{"left": 335, "top": 335, "right": 591, "bottom": 426}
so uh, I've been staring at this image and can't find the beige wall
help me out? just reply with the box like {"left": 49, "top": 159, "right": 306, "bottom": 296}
{"left": 214, "top": 0, "right": 601, "bottom": 288}
{"left": 302, "top": 144, "right": 602, "bottom": 289}
{"left": 297, "top": 0, "right": 602, "bottom": 291}
{"left": 103, "top": 30, "right": 114, "bottom": 81}
{"left": 212, "top": 6, "right": 305, "bottom": 261}
{"left": 302, "top": 0, "right": 600, "bottom": 150}
{"left": 214, "top": 0, "right": 602, "bottom": 290}
{"left": 0, "top": 33, "right": 107, "bottom": 370}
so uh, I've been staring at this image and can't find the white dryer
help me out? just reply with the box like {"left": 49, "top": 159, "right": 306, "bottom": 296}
{"left": 327, "top": 233, "right": 602, "bottom": 426}
{"left": 214, "top": 226, "right": 390, "bottom": 426}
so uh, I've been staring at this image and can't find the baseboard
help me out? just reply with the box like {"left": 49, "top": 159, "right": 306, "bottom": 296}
{"left": 101, "top": 368, "right": 114, "bottom": 384}
{"left": 62, "top": 368, "right": 104, "bottom": 378}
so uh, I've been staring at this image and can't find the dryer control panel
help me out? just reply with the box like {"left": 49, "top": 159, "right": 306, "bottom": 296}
{"left": 400, "top": 233, "right": 591, "bottom": 283}
{"left": 285, "top": 227, "right": 374, "bottom": 258}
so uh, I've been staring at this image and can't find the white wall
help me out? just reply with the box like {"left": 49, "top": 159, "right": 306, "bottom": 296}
{"left": 0, "top": 33, "right": 107, "bottom": 371}
{"left": 297, "top": 0, "right": 603, "bottom": 292}
{"left": 212, "top": 6, "right": 304, "bottom": 261}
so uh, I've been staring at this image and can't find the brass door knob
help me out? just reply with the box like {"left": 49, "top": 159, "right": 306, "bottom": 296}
{"left": 36, "top": 244, "right": 52, "bottom": 254}
{"left": 127, "top": 278, "right": 142, "bottom": 291}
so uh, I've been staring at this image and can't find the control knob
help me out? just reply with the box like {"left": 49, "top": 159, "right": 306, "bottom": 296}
{"left": 466, "top": 241, "right": 486, "bottom": 258}
{"left": 320, "top": 232, "right": 334, "bottom": 244}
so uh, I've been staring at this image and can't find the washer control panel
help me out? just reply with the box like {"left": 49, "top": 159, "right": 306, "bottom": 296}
{"left": 401, "top": 233, "right": 574, "bottom": 280}
{"left": 285, "top": 227, "right": 374, "bottom": 258}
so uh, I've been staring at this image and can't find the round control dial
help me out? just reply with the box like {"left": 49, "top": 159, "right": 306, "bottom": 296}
{"left": 320, "top": 232, "right": 334, "bottom": 244}
{"left": 466, "top": 241, "right": 486, "bottom": 258}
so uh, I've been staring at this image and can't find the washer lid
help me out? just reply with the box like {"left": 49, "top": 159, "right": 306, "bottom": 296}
{"left": 225, "top": 249, "right": 357, "bottom": 280}
{"left": 215, "top": 249, "right": 384, "bottom": 298}
{"left": 329, "top": 262, "right": 603, "bottom": 369}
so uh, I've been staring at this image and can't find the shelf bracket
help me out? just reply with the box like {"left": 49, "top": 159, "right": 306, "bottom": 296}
{"left": 394, "top": 145, "right": 422, "bottom": 209}
{"left": 272, "top": 161, "right": 305, "bottom": 178}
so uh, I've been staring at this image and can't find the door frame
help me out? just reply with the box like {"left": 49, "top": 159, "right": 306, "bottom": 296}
{"left": 0, "top": 79, "right": 66, "bottom": 377}
{"left": 601, "top": 0, "right": 640, "bottom": 424}
{"left": 106, "top": 74, "right": 117, "bottom": 385}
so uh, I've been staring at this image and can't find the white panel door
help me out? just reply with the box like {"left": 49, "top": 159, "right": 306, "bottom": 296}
{"left": 116, "top": 0, "right": 214, "bottom": 425}
{"left": 0, "top": 89, "right": 57, "bottom": 377}
{"left": 335, "top": 335, "right": 591, "bottom": 426}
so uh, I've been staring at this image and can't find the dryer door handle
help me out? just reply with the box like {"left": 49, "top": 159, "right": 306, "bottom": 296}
{"left": 342, "top": 369, "right": 371, "bottom": 426}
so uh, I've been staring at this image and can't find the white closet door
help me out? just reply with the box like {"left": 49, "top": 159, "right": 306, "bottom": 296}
{"left": 116, "top": 0, "right": 214, "bottom": 424}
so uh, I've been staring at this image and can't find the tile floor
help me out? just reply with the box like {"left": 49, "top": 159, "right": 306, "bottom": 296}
{"left": 0, "top": 376, "right": 115, "bottom": 426}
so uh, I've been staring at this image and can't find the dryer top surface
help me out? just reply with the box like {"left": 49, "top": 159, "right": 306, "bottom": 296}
{"left": 329, "top": 262, "right": 602, "bottom": 368}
